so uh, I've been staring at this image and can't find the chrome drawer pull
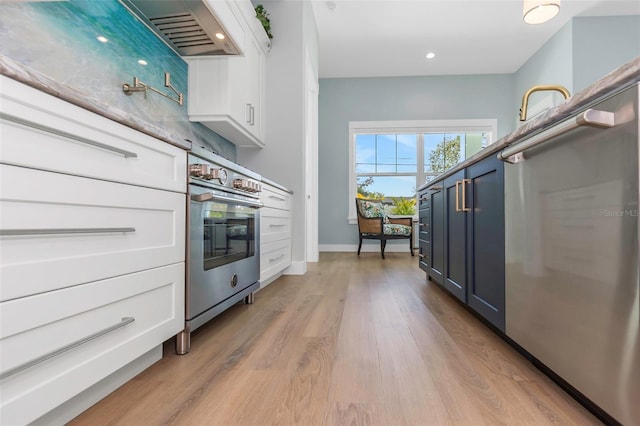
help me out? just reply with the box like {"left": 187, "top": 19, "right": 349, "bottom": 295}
{"left": 269, "top": 253, "right": 286, "bottom": 262}
{"left": 1, "top": 112, "right": 138, "bottom": 158}
{"left": 268, "top": 194, "right": 286, "bottom": 201}
{"left": 0, "top": 227, "right": 135, "bottom": 236}
{"left": 0, "top": 317, "right": 135, "bottom": 381}
{"left": 268, "top": 224, "right": 286, "bottom": 227}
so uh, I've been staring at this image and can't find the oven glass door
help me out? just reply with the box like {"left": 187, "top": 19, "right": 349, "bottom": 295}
{"left": 201, "top": 200, "right": 256, "bottom": 270}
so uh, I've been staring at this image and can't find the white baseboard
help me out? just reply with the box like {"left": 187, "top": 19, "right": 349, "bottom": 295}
{"left": 319, "top": 243, "right": 412, "bottom": 252}
{"left": 283, "top": 261, "right": 306, "bottom": 275}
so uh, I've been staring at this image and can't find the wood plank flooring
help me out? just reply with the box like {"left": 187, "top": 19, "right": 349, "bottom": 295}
{"left": 70, "top": 252, "right": 601, "bottom": 426}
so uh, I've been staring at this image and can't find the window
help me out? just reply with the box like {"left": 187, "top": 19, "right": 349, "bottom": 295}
{"left": 348, "top": 119, "right": 497, "bottom": 223}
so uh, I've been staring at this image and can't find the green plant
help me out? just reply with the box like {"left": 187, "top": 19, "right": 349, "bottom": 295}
{"left": 390, "top": 197, "right": 416, "bottom": 215}
{"left": 255, "top": 4, "right": 273, "bottom": 39}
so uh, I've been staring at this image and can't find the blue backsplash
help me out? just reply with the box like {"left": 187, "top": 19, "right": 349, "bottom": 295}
{"left": 0, "top": 0, "right": 235, "bottom": 160}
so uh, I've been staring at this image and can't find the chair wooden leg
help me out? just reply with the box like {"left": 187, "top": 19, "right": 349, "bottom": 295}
{"left": 409, "top": 236, "right": 414, "bottom": 256}
{"left": 380, "top": 239, "right": 386, "bottom": 259}
{"left": 357, "top": 236, "right": 363, "bottom": 256}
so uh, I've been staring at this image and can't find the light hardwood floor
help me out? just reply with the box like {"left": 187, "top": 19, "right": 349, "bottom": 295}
{"left": 70, "top": 252, "right": 601, "bottom": 426}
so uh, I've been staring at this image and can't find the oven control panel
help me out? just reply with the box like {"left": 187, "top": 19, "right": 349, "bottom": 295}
{"left": 233, "top": 178, "right": 261, "bottom": 193}
{"left": 189, "top": 162, "right": 261, "bottom": 195}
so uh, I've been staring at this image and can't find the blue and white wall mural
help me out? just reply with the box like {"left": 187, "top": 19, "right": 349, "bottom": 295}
{"left": 0, "top": 0, "right": 235, "bottom": 160}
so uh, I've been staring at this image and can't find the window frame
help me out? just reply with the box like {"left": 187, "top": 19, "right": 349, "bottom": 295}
{"left": 348, "top": 119, "right": 498, "bottom": 224}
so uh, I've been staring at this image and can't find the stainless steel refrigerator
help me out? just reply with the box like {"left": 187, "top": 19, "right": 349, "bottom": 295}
{"left": 502, "top": 83, "right": 639, "bottom": 425}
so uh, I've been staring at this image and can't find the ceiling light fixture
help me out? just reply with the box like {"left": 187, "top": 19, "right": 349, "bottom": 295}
{"left": 215, "top": 33, "right": 225, "bottom": 40}
{"left": 523, "top": 0, "right": 560, "bottom": 24}
{"left": 426, "top": 52, "right": 435, "bottom": 59}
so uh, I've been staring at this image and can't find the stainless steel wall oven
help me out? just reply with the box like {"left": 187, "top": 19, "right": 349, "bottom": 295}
{"left": 176, "top": 145, "right": 262, "bottom": 354}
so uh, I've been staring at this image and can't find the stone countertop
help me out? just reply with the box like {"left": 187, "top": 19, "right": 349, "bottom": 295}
{"left": 0, "top": 54, "right": 191, "bottom": 151}
{"left": 260, "top": 175, "right": 294, "bottom": 194}
{"left": 418, "top": 56, "right": 640, "bottom": 191}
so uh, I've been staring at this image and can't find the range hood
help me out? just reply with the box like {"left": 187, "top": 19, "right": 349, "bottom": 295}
{"left": 121, "top": 0, "right": 241, "bottom": 56}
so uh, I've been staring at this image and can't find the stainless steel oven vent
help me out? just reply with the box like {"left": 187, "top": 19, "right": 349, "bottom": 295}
{"left": 121, "top": 0, "right": 241, "bottom": 56}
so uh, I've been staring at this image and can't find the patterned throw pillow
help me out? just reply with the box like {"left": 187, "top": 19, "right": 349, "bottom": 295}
{"left": 360, "top": 200, "right": 385, "bottom": 218}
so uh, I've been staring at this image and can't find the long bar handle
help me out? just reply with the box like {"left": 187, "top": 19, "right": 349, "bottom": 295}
{"left": 461, "top": 179, "right": 470, "bottom": 212}
{"left": 0, "top": 317, "right": 135, "bottom": 381}
{"left": 191, "top": 192, "right": 263, "bottom": 209}
{"left": 269, "top": 253, "right": 285, "bottom": 262}
{"left": 498, "top": 109, "right": 615, "bottom": 163}
{"left": 269, "top": 223, "right": 286, "bottom": 227}
{"left": 0, "top": 112, "right": 138, "bottom": 158}
{"left": 0, "top": 227, "right": 135, "bottom": 236}
{"left": 268, "top": 194, "right": 287, "bottom": 201}
{"left": 455, "top": 181, "right": 460, "bottom": 212}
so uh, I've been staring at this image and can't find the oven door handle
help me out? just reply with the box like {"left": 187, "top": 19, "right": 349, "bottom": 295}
{"left": 191, "top": 192, "right": 264, "bottom": 208}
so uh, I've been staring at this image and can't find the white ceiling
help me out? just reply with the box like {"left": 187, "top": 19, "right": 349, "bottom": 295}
{"left": 311, "top": 0, "right": 640, "bottom": 78}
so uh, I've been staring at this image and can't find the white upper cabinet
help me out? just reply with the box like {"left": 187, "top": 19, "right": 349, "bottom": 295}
{"left": 187, "top": 0, "right": 270, "bottom": 148}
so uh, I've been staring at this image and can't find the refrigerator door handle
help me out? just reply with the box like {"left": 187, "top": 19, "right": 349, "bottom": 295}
{"left": 498, "top": 109, "right": 616, "bottom": 163}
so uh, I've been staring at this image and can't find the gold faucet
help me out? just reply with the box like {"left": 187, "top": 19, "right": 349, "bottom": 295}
{"left": 519, "top": 85, "right": 571, "bottom": 121}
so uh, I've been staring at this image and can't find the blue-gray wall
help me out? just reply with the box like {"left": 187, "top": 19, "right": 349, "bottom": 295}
{"left": 318, "top": 74, "right": 515, "bottom": 246}
{"left": 572, "top": 16, "right": 640, "bottom": 92}
{"left": 0, "top": 0, "right": 235, "bottom": 159}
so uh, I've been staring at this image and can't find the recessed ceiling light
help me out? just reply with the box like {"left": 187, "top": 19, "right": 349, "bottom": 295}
{"left": 426, "top": 52, "right": 436, "bottom": 59}
{"left": 215, "top": 33, "right": 225, "bottom": 40}
{"left": 138, "top": 59, "right": 148, "bottom": 66}
{"left": 97, "top": 36, "right": 108, "bottom": 43}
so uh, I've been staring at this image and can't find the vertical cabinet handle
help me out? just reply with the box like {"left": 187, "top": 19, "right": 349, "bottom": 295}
{"left": 246, "top": 104, "right": 252, "bottom": 124}
{"left": 455, "top": 181, "right": 461, "bottom": 212}
{"left": 461, "top": 179, "right": 471, "bottom": 212}
{"left": 250, "top": 106, "right": 255, "bottom": 125}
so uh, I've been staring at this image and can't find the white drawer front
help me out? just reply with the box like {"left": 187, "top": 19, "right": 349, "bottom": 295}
{"left": 261, "top": 185, "right": 291, "bottom": 210}
{"left": 0, "top": 165, "right": 186, "bottom": 301}
{"left": 260, "top": 238, "right": 291, "bottom": 282}
{"left": 0, "top": 263, "right": 184, "bottom": 426}
{"left": 0, "top": 78, "right": 187, "bottom": 193}
{"left": 261, "top": 207, "right": 291, "bottom": 244}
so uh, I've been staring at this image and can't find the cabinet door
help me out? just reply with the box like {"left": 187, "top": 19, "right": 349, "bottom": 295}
{"left": 418, "top": 189, "right": 430, "bottom": 273}
{"left": 244, "top": 35, "right": 265, "bottom": 141}
{"left": 429, "top": 182, "right": 445, "bottom": 285}
{"left": 466, "top": 156, "right": 505, "bottom": 331}
{"left": 444, "top": 170, "right": 467, "bottom": 302}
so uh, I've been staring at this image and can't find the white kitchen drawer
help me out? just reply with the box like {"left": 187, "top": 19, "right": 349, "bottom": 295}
{"left": 261, "top": 207, "right": 291, "bottom": 244}
{"left": 261, "top": 184, "right": 292, "bottom": 210}
{"left": 0, "top": 77, "right": 187, "bottom": 193}
{"left": 0, "top": 263, "right": 184, "bottom": 426}
{"left": 0, "top": 165, "right": 186, "bottom": 301}
{"left": 260, "top": 238, "right": 291, "bottom": 282}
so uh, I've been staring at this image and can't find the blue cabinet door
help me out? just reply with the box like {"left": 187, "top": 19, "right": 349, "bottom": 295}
{"left": 466, "top": 155, "right": 505, "bottom": 331}
{"left": 444, "top": 169, "right": 467, "bottom": 302}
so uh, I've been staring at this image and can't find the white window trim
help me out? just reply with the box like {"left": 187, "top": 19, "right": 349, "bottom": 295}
{"left": 348, "top": 119, "right": 498, "bottom": 224}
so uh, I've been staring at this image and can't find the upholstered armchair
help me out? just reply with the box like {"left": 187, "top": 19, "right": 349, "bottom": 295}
{"left": 355, "top": 198, "right": 414, "bottom": 259}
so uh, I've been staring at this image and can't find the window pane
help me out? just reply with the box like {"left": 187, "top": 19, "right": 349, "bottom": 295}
{"left": 465, "top": 132, "right": 485, "bottom": 158}
{"left": 376, "top": 134, "right": 396, "bottom": 169}
{"left": 397, "top": 134, "right": 416, "bottom": 168}
{"left": 357, "top": 175, "right": 416, "bottom": 199}
{"left": 356, "top": 163, "right": 376, "bottom": 174}
{"left": 424, "top": 133, "right": 461, "bottom": 173}
{"left": 355, "top": 134, "right": 375, "bottom": 165}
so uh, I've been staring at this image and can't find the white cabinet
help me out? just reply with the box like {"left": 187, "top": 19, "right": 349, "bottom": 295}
{"left": 187, "top": 0, "right": 269, "bottom": 148}
{"left": 259, "top": 181, "right": 292, "bottom": 286}
{"left": 0, "top": 76, "right": 187, "bottom": 425}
